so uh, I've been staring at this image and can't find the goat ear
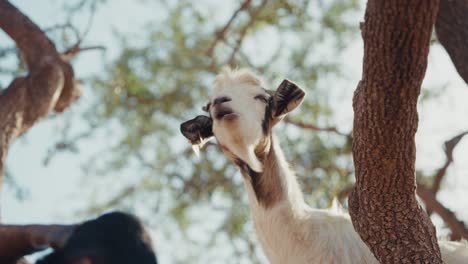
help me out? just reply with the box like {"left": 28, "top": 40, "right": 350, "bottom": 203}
{"left": 180, "top": 115, "right": 214, "bottom": 145}
{"left": 272, "top": 79, "right": 305, "bottom": 118}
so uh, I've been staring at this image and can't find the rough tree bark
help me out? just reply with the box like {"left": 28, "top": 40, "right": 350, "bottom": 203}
{"left": 0, "top": 1, "right": 81, "bottom": 262}
{"left": 435, "top": 0, "right": 468, "bottom": 84}
{"left": 349, "top": 1, "right": 442, "bottom": 263}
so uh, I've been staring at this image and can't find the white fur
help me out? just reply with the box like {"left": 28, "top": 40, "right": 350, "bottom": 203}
{"left": 244, "top": 139, "right": 378, "bottom": 264}
{"left": 246, "top": 139, "right": 467, "bottom": 263}
{"left": 208, "top": 68, "right": 468, "bottom": 263}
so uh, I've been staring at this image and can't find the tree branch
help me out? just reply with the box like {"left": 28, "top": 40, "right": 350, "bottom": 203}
{"left": 430, "top": 131, "right": 468, "bottom": 197}
{"left": 435, "top": 0, "right": 468, "bottom": 85}
{"left": 0, "top": 224, "right": 75, "bottom": 263}
{"left": 0, "top": 1, "right": 58, "bottom": 69}
{"left": 424, "top": 130, "right": 468, "bottom": 217}
{"left": 206, "top": 0, "right": 252, "bottom": 56}
{"left": 44, "top": 23, "right": 81, "bottom": 46}
{"left": 284, "top": 117, "right": 348, "bottom": 136}
{"left": 44, "top": 3, "right": 101, "bottom": 62}
{"left": 417, "top": 184, "right": 468, "bottom": 241}
{"left": 0, "top": 4, "right": 81, "bottom": 253}
{"left": 0, "top": 0, "right": 81, "bottom": 123}
{"left": 60, "top": 1, "right": 100, "bottom": 62}
{"left": 61, "top": 45, "right": 106, "bottom": 61}
{"left": 227, "top": 0, "right": 267, "bottom": 66}
{"left": 0, "top": 0, "right": 81, "bottom": 152}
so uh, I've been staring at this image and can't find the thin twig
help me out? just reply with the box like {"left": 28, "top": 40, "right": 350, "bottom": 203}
{"left": 61, "top": 45, "right": 106, "bottom": 61}
{"left": 417, "top": 184, "right": 468, "bottom": 240}
{"left": 206, "top": 0, "right": 252, "bottom": 56}
{"left": 432, "top": 131, "right": 468, "bottom": 194}
{"left": 284, "top": 117, "right": 348, "bottom": 136}
{"left": 228, "top": 0, "right": 268, "bottom": 66}
{"left": 78, "top": 0, "right": 97, "bottom": 45}
{"left": 427, "top": 130, "right": 468, "bottom": 216}
{"left": 60, "top": 2, "right": 99, "bottom": 61}
{"left": 66, "top": 0, "right": 89, "bottom": 13}
{"left": 43, "top": 124, "right": 100, "bottom": 166}
{"left": 44, "top": 22, "right": 81, "bottom": 43}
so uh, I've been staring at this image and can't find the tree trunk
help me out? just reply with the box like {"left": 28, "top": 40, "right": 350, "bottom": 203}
{"left": 0, "top": 1, "right": 81, "bottom": 262}
{"left": 0, "top": 0, "right": 80, "bottom": 209}
{"left": 436, "top": 0, "right": 468, "bottom": 85}
{"left": 349, "top": 1, "right": 442, "bottom": 263}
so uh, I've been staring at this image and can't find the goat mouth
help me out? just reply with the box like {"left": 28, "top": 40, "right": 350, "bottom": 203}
{"left": 215, "top": 108, "right": 237, "bottom": 120}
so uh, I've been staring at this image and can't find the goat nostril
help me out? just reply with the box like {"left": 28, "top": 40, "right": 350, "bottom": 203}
{"left": 213, "top": 96, "right": 231, "bottom": 105}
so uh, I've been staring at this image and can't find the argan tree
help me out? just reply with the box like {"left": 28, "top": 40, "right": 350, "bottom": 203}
{"left": 0, "top": 1, "right": 82, "bottom": 262}
{"left": 1, "top": 0, "right": 467, "bottom": 263}
{"left": 0, "top": 1, "right": 81, "bottom": 192}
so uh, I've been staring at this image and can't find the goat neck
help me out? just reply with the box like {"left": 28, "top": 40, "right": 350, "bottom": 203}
{"left": 238, "top": 134, "right": 306, "bottom": 213}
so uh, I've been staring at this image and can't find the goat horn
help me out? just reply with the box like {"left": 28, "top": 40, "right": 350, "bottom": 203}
{"left": 0, "top": 224, "right": 77, "bottom": 257}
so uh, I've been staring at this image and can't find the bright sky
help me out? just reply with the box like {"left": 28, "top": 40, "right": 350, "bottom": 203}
{"left": 1, "top": 0, "right": 467, "bottom": 263}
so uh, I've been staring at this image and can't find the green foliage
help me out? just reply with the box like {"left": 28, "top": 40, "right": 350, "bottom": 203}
{"left": 78, "top": 0, "right": 363, "bottom": 261}
{"left": 3, "top": 0, "right": 363, "bottom": 262}
{"left": 77, "top": 0, "right": 362, "bottom": 261}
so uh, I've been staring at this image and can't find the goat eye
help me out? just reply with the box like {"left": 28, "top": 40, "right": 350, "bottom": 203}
{"left": 254, "top": 95, "right": 268, "bottom": 103}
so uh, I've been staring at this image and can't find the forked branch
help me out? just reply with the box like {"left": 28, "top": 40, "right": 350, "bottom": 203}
{"left": 206, "top": 0, "right": 253, "bottom": 56}
{"left": 417, "top": 185, "right": 468, "bottom": 241}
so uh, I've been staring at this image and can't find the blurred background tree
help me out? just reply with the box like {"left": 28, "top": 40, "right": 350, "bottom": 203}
{"left": 85, "top": 1, "right": 358, "bottom": 262}
{"left": 1, "top": 0, "right": 467, "bottom": 263}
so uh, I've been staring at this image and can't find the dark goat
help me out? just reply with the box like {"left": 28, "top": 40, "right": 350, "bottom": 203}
{"left": 36, "top": 212, "right": 157, "bottom": 264}
{"left": 0, "top": 212, "right": 157, "bottom": 264}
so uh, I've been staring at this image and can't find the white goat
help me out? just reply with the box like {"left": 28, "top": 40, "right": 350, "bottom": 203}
{"left": 181, "top": 68, "right": 468, "bottom": 264}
